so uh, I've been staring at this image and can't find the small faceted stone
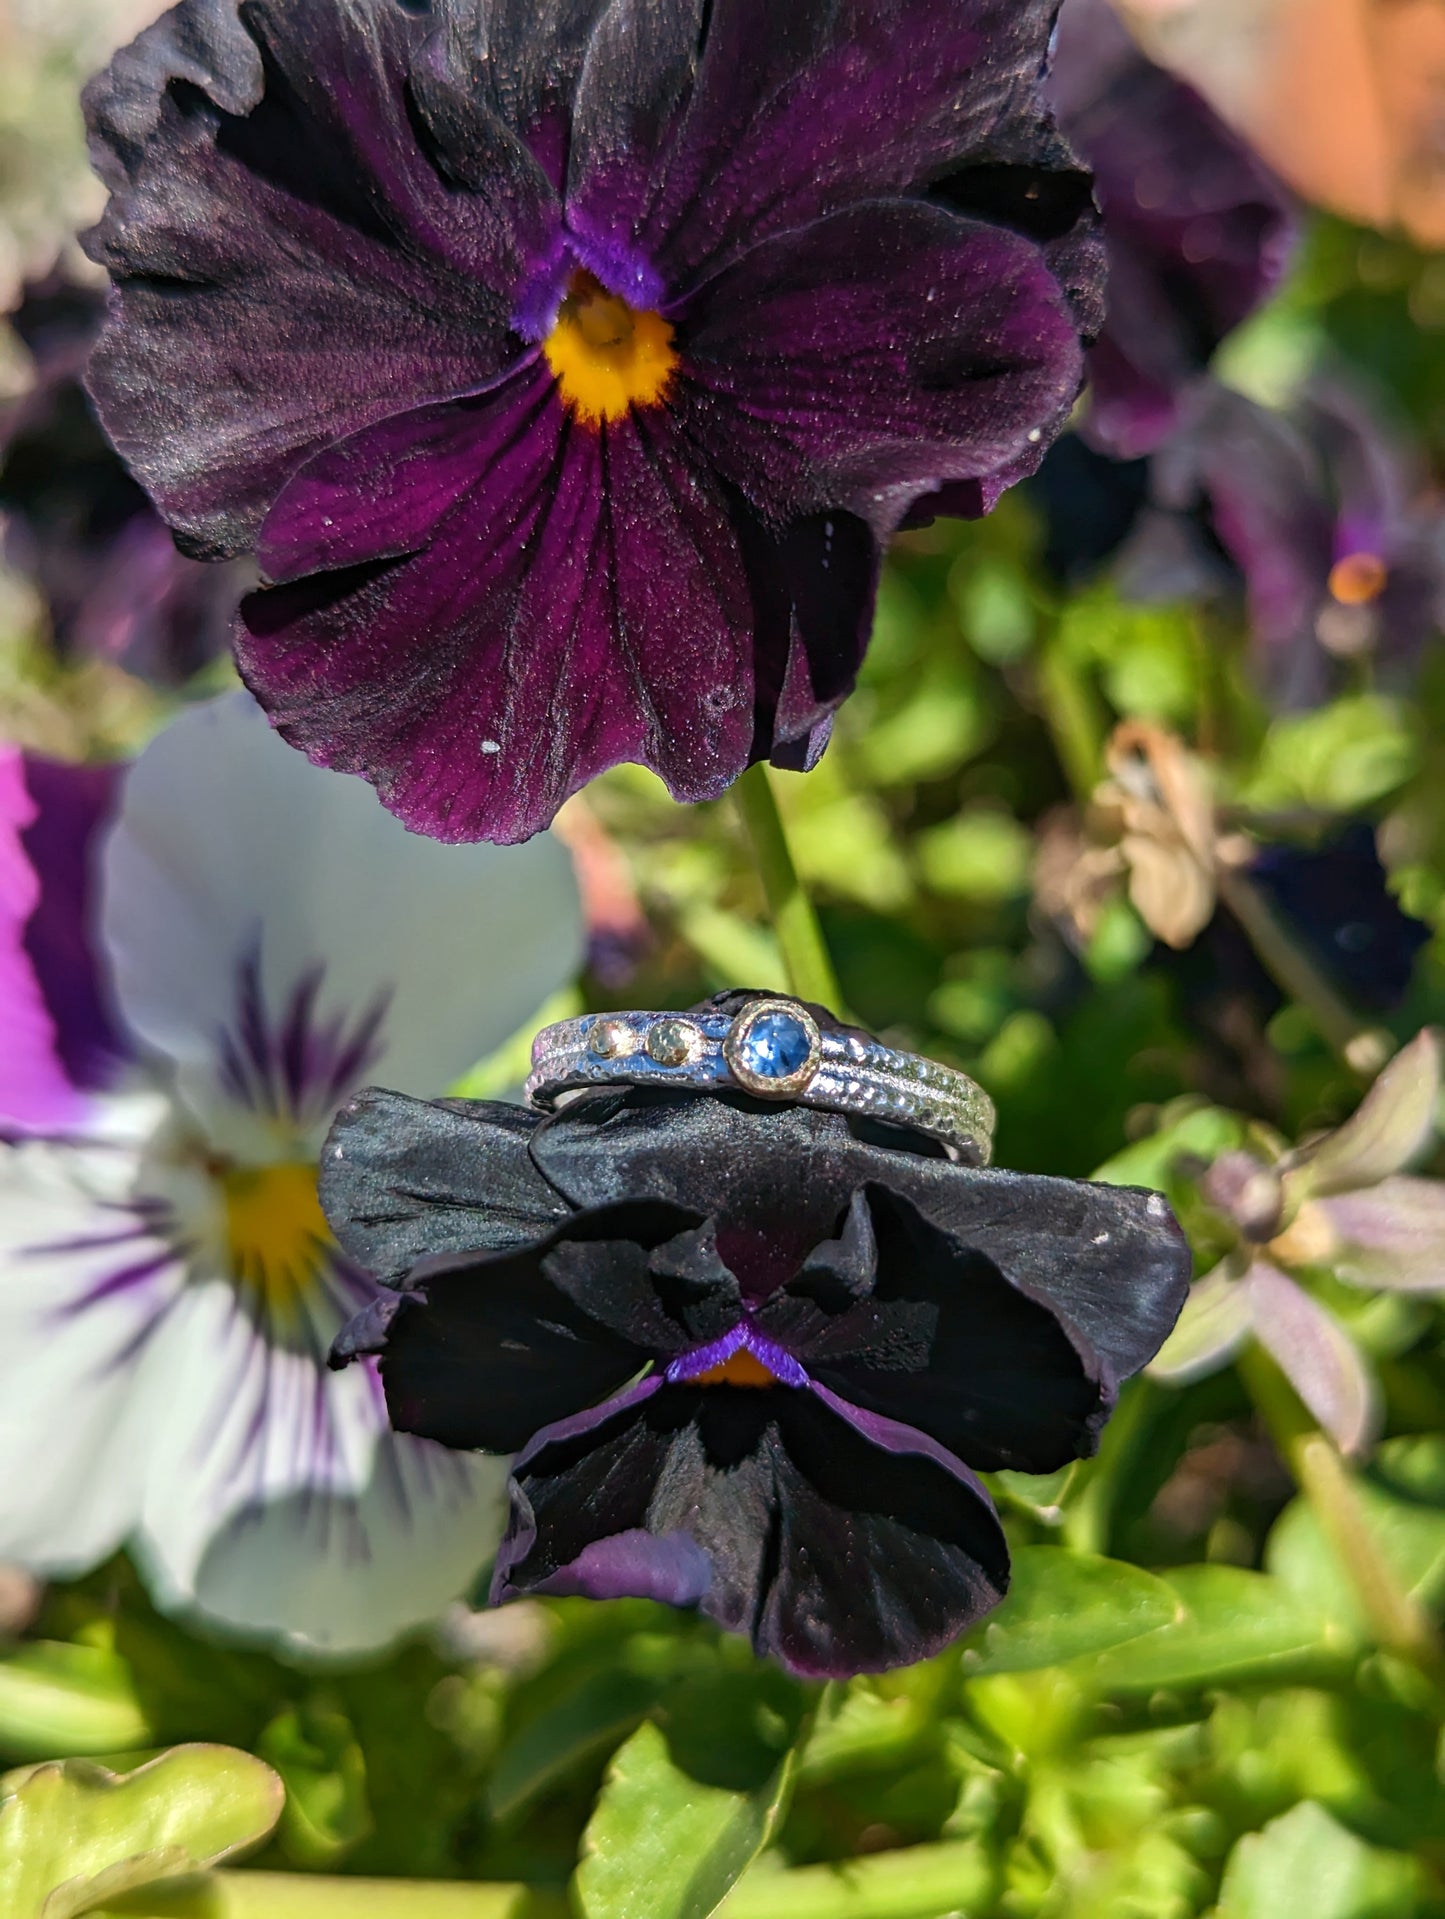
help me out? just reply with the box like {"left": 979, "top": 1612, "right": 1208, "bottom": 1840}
{"left": 647, "top": 1019, "right": 701, "bottom": 1067}
{"left": 588, "top": 1018, "right": 635, "bottom": 1060}
{"left": 736, "top": 1011, "right": 814, "bottom": 1081}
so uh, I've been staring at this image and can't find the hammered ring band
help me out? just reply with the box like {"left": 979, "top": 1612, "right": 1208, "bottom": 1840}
{"left": 525, "top": 998, "right": 996, "bottom": 1164}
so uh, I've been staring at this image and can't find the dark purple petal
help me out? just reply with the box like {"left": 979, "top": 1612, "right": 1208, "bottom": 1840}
{"left": 0, "top": 273, "right": 247, "bottom": 684}
{"left": 676, "top": 200, "right": 1086, "bottom": 531}
{"left": 352, "top": 1200, "right": 710, "bottom": 1452}
{"left": 83, "top": 0, "right": 556, "bottom": 558}
{"left": 318, "top": 1087, "right": 570, "bottom": 1283}
{"left": 416, "top": 0, "right": 610, "bottom": 191}
{"left": 758, "top": 1185, "right": 1110, "bottom": 1473}
{"left": 526, "top": 1528, "right": 714, "bottom": 1606}
{"left": 495, "top": 1378, "right": 1010, "bottom": 1676}
{"left": 0, "top": 751, "right": 126, "bottom": 1132}
{"left": 1049, "top": 0, "right": 1296, "bottom": 459}
{"left": 240, "top": 368, "right": 837, "bottom": 843}
{"left": 567, "top": 0, "right": 1073, "bottom": 292}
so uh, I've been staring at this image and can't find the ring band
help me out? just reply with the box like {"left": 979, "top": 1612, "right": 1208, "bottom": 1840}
{"left": 525, "top": 999, "right": 995, "bottom": 1163}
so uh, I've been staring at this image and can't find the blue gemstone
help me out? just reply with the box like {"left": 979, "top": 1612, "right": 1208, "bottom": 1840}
{"left": 737, "top": 1011, "right": 813, "bottom": 1080}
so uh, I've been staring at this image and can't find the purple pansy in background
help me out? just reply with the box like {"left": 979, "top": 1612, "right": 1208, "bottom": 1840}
{"left": 0, "top": 271, "right": 248, "bottom": 686}
{"left": 1033, "top": 382, "right": 1445, "bottom": 706}
{"left": 0, "top": 694, "right": 582, "bottom": 1654}
{"left": 326, "top": 996, "right": 1190, "bottom": 1677}
{"left": 1045, "top": 0, "right": 1295, "bottom": 459}
{"left": 81, "top": 0, "right": 1103, "bottom": 844}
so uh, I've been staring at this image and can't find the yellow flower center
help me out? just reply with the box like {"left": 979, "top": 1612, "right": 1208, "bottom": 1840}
{"left": 1327, "top": 552, "right": 1389, "bottom": 607}
{"left": 692, "top": 1349, "right": 779, "bottom": 1389}
{"left": 542, "top": 269, "right": 678, "bottom": 427}
{"left": 222, "top": 1160, "right": 330, "bottom": 1326}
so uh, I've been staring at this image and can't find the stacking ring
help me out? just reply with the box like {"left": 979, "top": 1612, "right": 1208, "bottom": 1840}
{"left": 525, "top": 998, "right": 996, "bottom": 1164}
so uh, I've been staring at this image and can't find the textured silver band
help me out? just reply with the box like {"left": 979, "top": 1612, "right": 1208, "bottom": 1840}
{"left": 525, "top": 1000, "right": 996, "bottom": 1164}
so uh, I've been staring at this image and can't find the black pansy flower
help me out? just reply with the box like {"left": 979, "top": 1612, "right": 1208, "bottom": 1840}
{"left": 325, "top": 998, "right": 1189, "bottom": 1676}
{"left": 1045, "top": 0, "right": 1295, "bottom": 459}
{"left": 0, "top": 271, "right": 248, "bottom": 686}
{"left": 82, "top": 0, "right": 1102, "bottom": 843}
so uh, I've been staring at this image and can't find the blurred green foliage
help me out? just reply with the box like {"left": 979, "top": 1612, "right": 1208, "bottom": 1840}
{"left": 3, "top": 8, "right": 1445, "bottom": 1913}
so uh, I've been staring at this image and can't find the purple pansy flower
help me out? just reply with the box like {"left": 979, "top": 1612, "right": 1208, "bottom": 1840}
{"left": 0, "top": 271, "right": 248, "bottom": 685}
{"left": 0, "top": 693, "right": 582, "bottom": 1653}
{"left": 1034, "top": 382, "right": 1445, "bottom": 706}
{"left": 1045, "top": 0, "right": 1295, "bottom": 459}
{"left": 81, "top": 0, "right": 1102, "bottom": 844}
{"left": 326, "top": 997, "right": 1190, "bottom": 1677}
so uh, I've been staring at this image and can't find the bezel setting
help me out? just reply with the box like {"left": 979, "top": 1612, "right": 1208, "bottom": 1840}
{"left": 723, "top": 999, "right": 823, "bottom": 1099}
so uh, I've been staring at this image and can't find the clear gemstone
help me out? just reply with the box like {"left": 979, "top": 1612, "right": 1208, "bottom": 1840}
{"left": 588, "top": 1017, "right": 635, "bottom": 1060}
{"left": 646, "top": 1019, "right": 700, "bottom": 1067}
{"left": 736, "top": 1011, "right": 814, "bottom": 1081}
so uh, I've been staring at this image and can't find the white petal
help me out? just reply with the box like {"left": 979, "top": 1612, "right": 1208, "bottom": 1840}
{"left": 1246, "top": 1260, "right": 1381, "bottom": 1458}
{"left": 0, "top": 1133, "right": 185, "bottom": 1574}
{"left": 133, "top": 1279, "right": 507, "bottom": 1656}
{"left": 1147, "top": 1265, "right": 1254, "bottom": 1384}
{"left": 100, "top": 694, "right": 583, "bottom": 1130}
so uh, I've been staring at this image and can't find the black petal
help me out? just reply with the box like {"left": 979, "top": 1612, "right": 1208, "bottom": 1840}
{"left": 496, "top": 1381, "right": 1010, "bottom": 1678}
{"left": 370, "top": 1200, "right": 706, "bottom": 1452}
{"left": 760, "top": 1186, "right": 1110, "bottom": 1473}
{"left": 319, "top": 1088, "right": 569, "bottom": 1283}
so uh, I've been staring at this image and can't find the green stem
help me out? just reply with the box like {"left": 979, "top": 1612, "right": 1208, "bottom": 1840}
{"left": 1215, "top": 869, "right": 1389, "bottom": 1076}
{"left": 1239, "top": 1344, "right": 1445, "bottom": 1696}
{"left": 734, "top": 763, "right": 845, "bottom": 1013}
{"left": 1062, "top": 1376, "right": 1156, "bottom": 1557}
{"left": 1036, "top": 634, "right": 1108, "bottom": 801}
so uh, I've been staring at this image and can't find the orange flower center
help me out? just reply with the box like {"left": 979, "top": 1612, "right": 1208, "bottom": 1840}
{"left": 542, "top": 269, "right": 678, "bottom": 427}
{"left": 690, "top": 1348, "right": 779, "bottom": 1390}
{"left": 1327, "top": 552, "right": 1390, "bottom": 607}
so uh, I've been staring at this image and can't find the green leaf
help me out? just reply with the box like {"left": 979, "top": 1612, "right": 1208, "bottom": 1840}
{"left": 916, "top": 810, "right": 1033, "bottom": 904}
{"left": 573, "top": 1672, "right": 803, "bottom": 1919}
{"left": 1241, "top": 696, "right": 1419, "bottom": 814}
{"left": 1267, "top": 1434, "right": 1445, "bottom": 1635}
{"left": 257, "top": 1699, "right": 370, "bottom": 1870}
{"left": 1081, "top": 1566, "right": 1353, "bottom": 1693}
{"left": 0, "top": 1745, "right": 283, "bottom": 1919}
{"left": 484, "top": 1669, "right": 662, "bottom": 1824}
{"left": 1215, "top": 1801, "right": 1425, "bottom": 1919}
{"left": 0, "top": 1644, "right": 155, "bottom": 1763}
{"left": 960, "top": 1547, "right": 1182, "bottom": 1676}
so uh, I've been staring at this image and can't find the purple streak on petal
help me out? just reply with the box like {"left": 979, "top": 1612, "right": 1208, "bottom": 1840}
{"left": 806, "top": 1379, "right": 1002, "bottom": 1498}
{"left": 59, "top": 1249, "right": 181, "bottom": 1317}
{"left": 215, "top": 946, "right": 390, "bottom": 1124}
{"left": 0, "top": 750, "right": 126, "bottom": 1132}
{"left": 241, "top": 369, "right": 765, "bottom": 844}
{"left": 666, "top": 1321, "right": 810, "bottom": 1388}
{"left": 676, "top": 201, "right": 1085, "bottom": 531}
{"left": 524, "top": 1528, "right": 713, "bottom": 1606}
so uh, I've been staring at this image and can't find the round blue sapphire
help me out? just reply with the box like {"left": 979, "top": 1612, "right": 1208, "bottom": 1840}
{"left": 736, "top": 1010, "right": 813, "bottom": 1082}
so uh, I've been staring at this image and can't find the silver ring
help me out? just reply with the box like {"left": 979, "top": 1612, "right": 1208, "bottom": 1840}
{"left": 525, "top": 999, "right": 995, "bottom": 1164}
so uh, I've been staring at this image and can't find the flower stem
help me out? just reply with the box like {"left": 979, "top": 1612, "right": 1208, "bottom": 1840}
{"left": 1239, "top": 1344, "right": 1445, "bottom": 1696}
{"left": 734, "top": 763, "right": 846, "bottom": 1014}
{"left": 1062, "top": 1376, "right": 1157, "bottom": 1557}
{"left": 1215, "top": 868, "right": 1390, "bottom": 1076}
{"left": 1036, "top": 631, "right": 1108, "bottom": 801}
